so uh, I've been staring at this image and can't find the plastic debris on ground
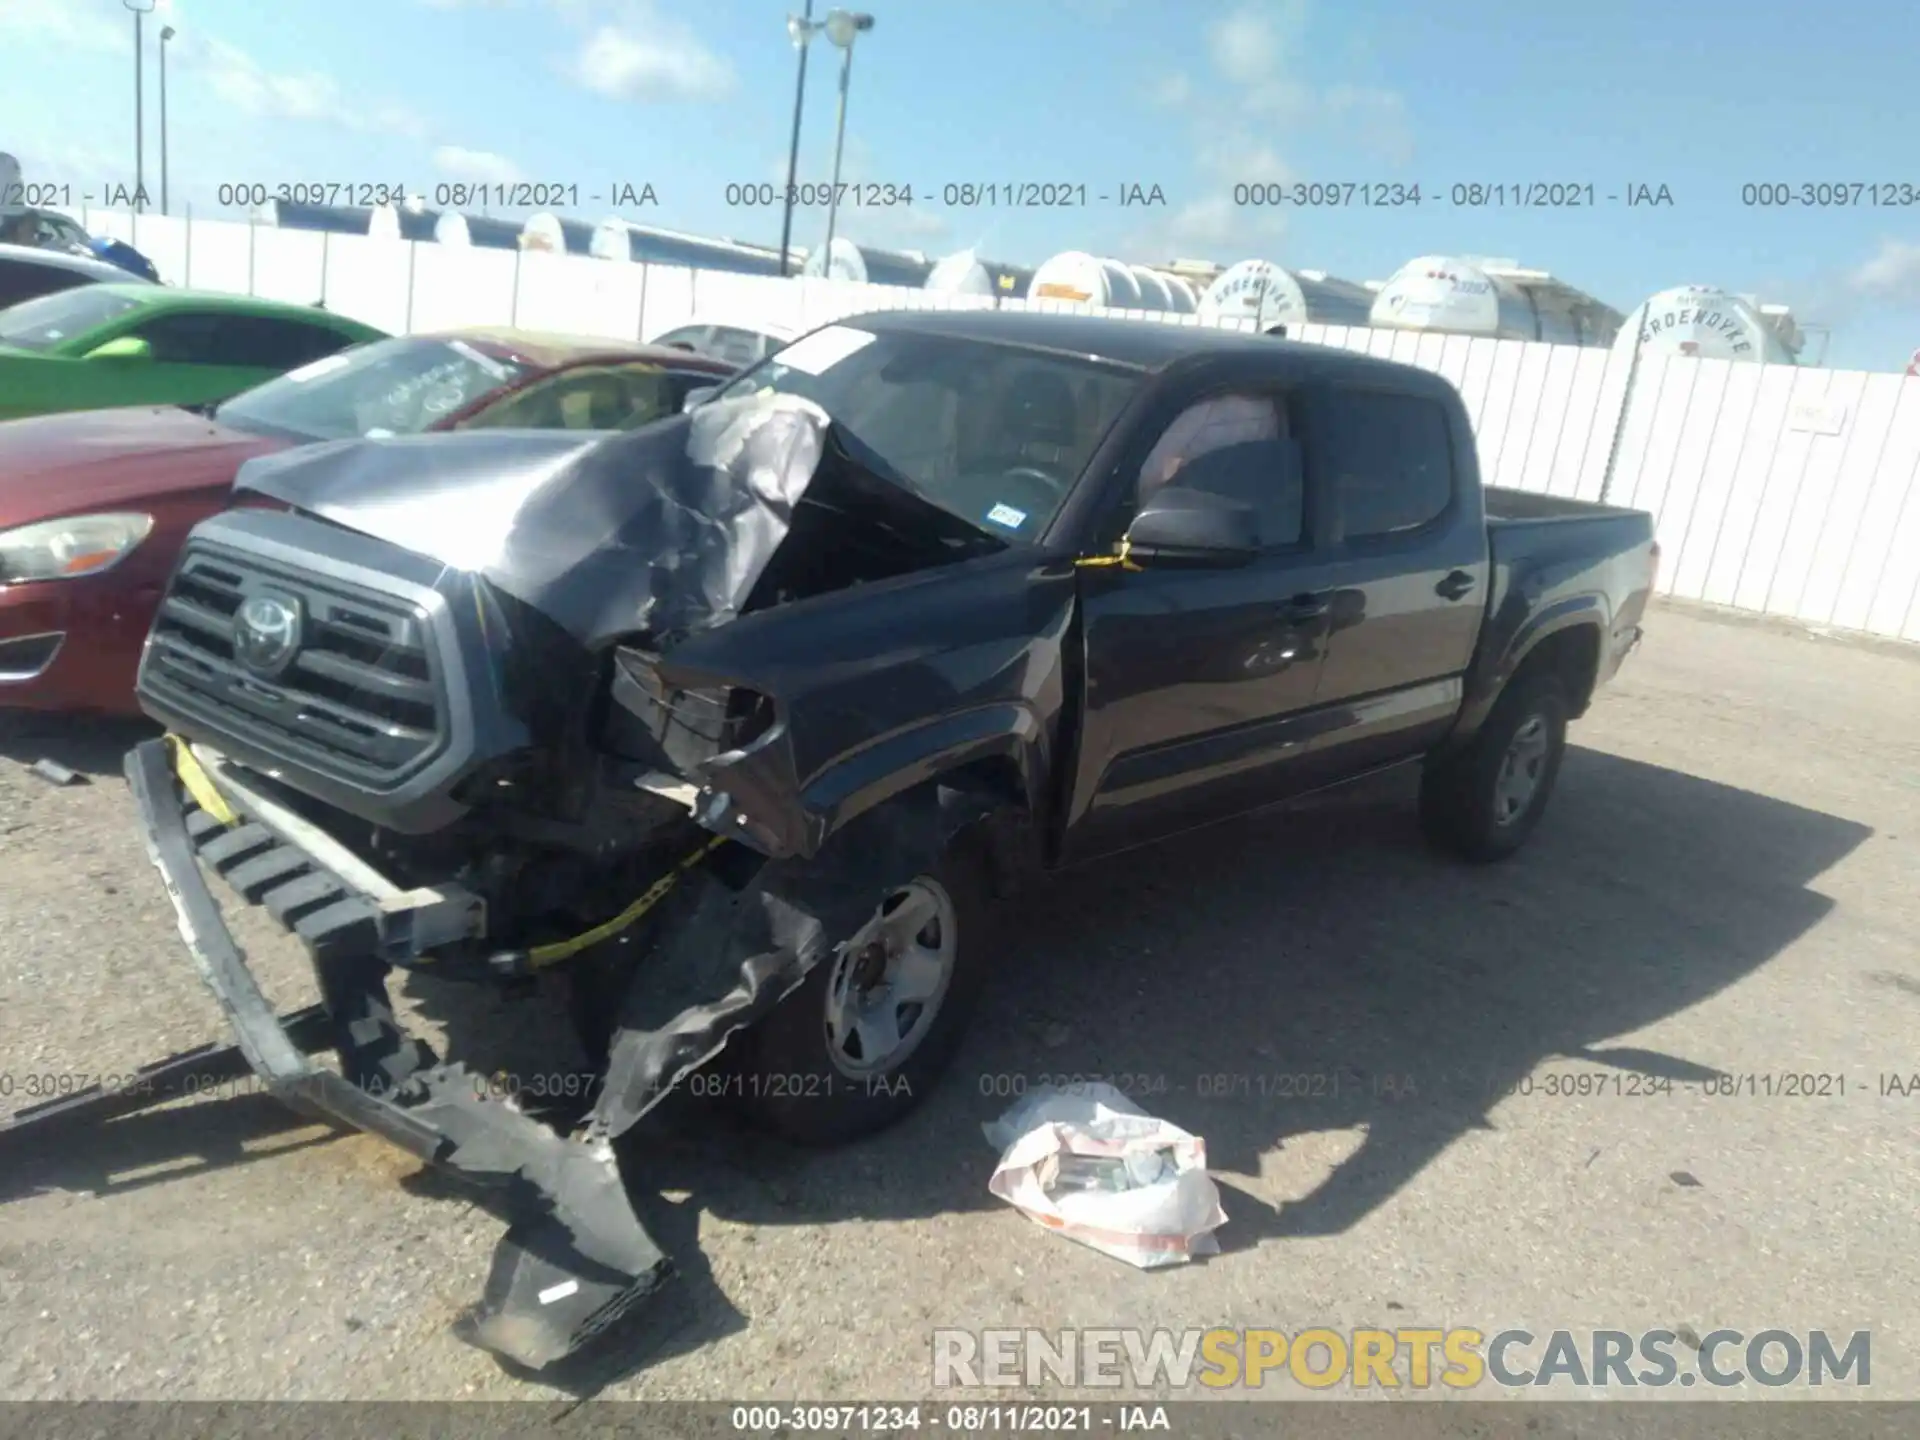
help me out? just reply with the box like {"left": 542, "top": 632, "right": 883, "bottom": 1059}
{"left": 30, "top": 759, "right": 84, "bottom": 787}
{"left": 982, "top": 1081, "right": 1227, "bottom": 1269}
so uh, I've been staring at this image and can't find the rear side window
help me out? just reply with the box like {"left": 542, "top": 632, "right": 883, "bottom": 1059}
{"left": 1303, "top": 388, "right": 1454, "bottom": 540}
{"left": 0, "top": 260, "right": 87, "bottom": 308}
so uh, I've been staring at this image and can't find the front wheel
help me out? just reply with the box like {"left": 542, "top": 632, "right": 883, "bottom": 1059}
{"left": 1419, "top": 673, "right": 1569, "bottom": 862}
{"left": 737, "top": 831, "right": 996, "bottom": 1146}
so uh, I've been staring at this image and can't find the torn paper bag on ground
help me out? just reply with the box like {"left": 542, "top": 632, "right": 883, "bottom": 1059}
{"left": 983, "top": 1082, "right": 1227, "bottom": 1269}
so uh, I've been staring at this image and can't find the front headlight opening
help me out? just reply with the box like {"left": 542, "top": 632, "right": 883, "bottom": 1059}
{"left": 0, "top": 512, "right": 155, "bottom": 583}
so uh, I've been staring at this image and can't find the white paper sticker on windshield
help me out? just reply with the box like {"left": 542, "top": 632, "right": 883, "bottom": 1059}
{"left": 283, "top": 354, "right": 351, "bottom": 383}
{"left": 986, "top": 502, "right": 1028, "bottom": 530}
{"left": 773, "top": 324, "right": 875, "bottom": 376}
{"left": 448, "top": 339, "right": 513, "bottom": 380}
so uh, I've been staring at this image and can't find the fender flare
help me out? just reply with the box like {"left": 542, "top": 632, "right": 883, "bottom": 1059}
{"left": 799, "top": 702, "right": 1050, "bottom": 853}
{"left": 1451, "top": 593, "right": 1610, "bottom": 746}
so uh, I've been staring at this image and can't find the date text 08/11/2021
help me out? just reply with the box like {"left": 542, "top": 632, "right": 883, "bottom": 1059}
{"left": 729, "top": 1403, "right": 1171, "bottom": 1433}
{"left": 1226, "top": 182, "right": 1678, "bottom": 208}
{"left": 208, "top": 182, "right": 662, "bottom": 211}
{"left": 719, "top": 183, "right": 1169, "bottom": 209}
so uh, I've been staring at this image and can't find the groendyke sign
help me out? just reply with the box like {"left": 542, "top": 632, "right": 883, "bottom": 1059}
{"left": 1631, "top": 287, "right": 1772, "bottom": 360}
{"left": 1640, "top": 303, "right": 1757, "bottom": 355}
{"left": 1208, "top": 264, "right": 1299, "bottom": 325}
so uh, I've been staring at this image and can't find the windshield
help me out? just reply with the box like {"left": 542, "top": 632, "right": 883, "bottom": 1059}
{"left": 0, "top": 285, "right": 142, "bottom": 352}
{"left": 710, "top": 323, "right": 1141, "bottom": 541}
{"left": 212, "top": 335, "right": 537, "bottom": 441}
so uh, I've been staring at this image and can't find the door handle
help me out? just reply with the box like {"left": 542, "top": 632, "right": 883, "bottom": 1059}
{"left": 1279, "top": 591, "right": 1331, "bottom": 622}
{"left": 1436, "top": 569, "right": 1477, "bottom": 601}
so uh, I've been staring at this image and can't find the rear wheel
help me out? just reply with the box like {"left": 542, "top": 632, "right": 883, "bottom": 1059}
{"left": 1419, "top": 672, "right": 1569, "bottom": 862}
{"left": 738, "top": 830, "right": 996, "bottom": 1146}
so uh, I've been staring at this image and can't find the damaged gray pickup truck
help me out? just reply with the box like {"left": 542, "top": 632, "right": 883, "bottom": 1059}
{"left": 9, "top": 309, "right": 1657, "bottom": 1370}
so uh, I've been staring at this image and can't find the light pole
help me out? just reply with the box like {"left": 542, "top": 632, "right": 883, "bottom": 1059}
{"left": 818, "top": 10, "right": 874, "bottom": 275}
{"left": 123, "top": 0, "right": 155, "bottom": 213}
{"left": 159, "top": 24, "right": 175, "bottom": 216}
{"left": 777, "top": 3, "right": 816, "bottom": 278}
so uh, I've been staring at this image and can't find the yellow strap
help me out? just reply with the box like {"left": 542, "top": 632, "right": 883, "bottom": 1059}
{"left": 1073, "top": 535, "right": 1142, "bottom": 572}
{"left": 526, "top": 833, "right": 728, "bottom": 969}
{"left": 166, "top": 734, "right": 238, "bottom": 827}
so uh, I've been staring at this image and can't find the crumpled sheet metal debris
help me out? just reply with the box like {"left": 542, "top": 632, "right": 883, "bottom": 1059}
{"left": 398, "top": 1066, "right": 671, "bottom": 1369}
{"left": 983, "top": 1082, "right": 1228, "bottom": 1269}
{"left": 589, "top": 785, "right": 965, "bottom": 1140}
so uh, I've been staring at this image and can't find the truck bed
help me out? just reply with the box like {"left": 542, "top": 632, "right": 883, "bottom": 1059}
{"left": 1473, "top": 485, "right": 1658, "bottom": 719}
{"left": 1483, "top": 485, "right": 1646, "bottom": 523}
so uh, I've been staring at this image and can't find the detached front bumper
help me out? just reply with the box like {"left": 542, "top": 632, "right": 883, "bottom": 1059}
{"left": 118, "top": 736, "right": 672, "bottom": 1370}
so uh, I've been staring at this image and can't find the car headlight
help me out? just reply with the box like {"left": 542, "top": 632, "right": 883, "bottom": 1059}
{"left": 0, "top": 512, "right": 155, "bottom": 582}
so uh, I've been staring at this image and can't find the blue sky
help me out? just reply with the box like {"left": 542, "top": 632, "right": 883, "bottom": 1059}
{"left": 5, "top": 0, "right": 1919, "bottom": 370}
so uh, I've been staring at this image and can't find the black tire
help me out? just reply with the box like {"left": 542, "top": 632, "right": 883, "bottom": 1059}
{"left": 737, "top": 827, "right": 998, "bottom": 1147}
{"left": 1419, "top": 671, "right": 1569, "bottom": 862}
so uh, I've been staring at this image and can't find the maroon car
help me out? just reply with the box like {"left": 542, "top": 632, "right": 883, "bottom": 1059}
{"left": 0, "top": 328, "right": 736, "bottom": 714}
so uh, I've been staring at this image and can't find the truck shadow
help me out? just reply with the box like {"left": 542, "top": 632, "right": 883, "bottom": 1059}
{"left": 0, "top": 742, "right": 1871, "bottom": 1396}
{"left": 490, "top": 743, "right": 1872, "bottom": 1393}
{"left": 0, "top": 711, "right": 158, "bottom": 779}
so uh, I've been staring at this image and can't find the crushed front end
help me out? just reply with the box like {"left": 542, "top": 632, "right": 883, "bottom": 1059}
{"left": 79, "top": 397, "right": 979, "bottom": 1370}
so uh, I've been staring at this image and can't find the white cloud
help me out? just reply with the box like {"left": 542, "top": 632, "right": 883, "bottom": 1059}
{"left": 180, "top": 37, "right": 429, "bottom": 139}
{"left": 567, "top": 16, "right": 735, "bottom": 102}
{"left": 1847, "top": 239, "right": 1920, "bottom": 300}
{"left": 1138, "top": 1, "right": 1409, "bottom": 261}
{"left": 433, "top": 146, "right": 527, "bottom": 185}
{"left": 1151, "top": 72, "right": 1192, "bottom": 109}
{"left": 1, "top": 0, "right": 428, "bottom": 144}
{"left": 1323, "top": 83, "right": 1415, "bottom": 166}
{"left": 0, "top": 0, "right": 125, "bottom": 51}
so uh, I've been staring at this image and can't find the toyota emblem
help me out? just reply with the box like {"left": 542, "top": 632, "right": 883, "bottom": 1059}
{"left": 233, "top": 591, "right": 303, "bottom": 677}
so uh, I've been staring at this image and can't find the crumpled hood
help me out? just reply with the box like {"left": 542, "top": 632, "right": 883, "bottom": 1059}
{"left": 233, "top": 395, "right": 835, "bottom": 649}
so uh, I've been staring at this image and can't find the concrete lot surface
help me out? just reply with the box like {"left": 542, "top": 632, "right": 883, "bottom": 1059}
{"left": 1, "top": 599, "right": 1916, "bottom": 1403}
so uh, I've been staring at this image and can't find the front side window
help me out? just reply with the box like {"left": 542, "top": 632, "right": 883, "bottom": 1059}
{"left": 0, "top": 285, "right": 143, "bottom": 351}
{"left": 211, "top": 335, "right": 535, "bottom": 441}
{"left": 128, "top": 310, "right": 228, "bottom": 363}
{"left": 710, "top": 323, "right": 1142, "bottom": 541}
{"left": 1136, "top": 392, "right": 1303, "bottom": 547}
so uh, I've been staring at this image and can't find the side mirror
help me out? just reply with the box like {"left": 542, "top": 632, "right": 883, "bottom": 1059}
{"left": 84, "top": 335, "right": 152, "bottom": 362}
{"left": 681, "top": 385, "right": 719, "bottom": 414}
{"left": 1126, "top": 486, "right": 1261, "bottom": 567}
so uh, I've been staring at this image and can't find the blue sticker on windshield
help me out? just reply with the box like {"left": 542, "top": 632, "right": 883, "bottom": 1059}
{"left": 986, "top": 502, "right": 1028, "bottom": 530}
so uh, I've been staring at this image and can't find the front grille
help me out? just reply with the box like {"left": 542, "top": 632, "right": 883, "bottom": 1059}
{"left": 142, "top": 545, "right": 448, "bottom": 786}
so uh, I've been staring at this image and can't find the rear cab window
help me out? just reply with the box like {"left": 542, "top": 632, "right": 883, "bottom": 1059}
{"left": 1296, "top": 386, "right": 1455, "bottom": 542}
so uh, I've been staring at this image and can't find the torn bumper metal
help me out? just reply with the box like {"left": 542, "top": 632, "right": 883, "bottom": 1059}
{"left": 118, "top": 735, "right": 671, "bottom": 1370}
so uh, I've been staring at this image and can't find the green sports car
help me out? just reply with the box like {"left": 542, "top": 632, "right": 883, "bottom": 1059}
{"left": 0, "top": 284, "right": 387, "bottom": 421}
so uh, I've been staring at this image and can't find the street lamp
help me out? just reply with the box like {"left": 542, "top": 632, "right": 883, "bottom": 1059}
{"left": 818, "top": 10, "right": 874, "bottom": 275}
{"left": 159, "top": 24, "right": 175, "bottom": 216}
{"left": 123, "top": 0, "right": 155, "bottom": 214}
{"left": 777, "top": 3, "right": 817, "bottom": 278}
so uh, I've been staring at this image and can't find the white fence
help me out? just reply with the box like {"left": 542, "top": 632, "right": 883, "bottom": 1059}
{"left": 76, "top": 210, "right": 1920, "bottom": 644}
